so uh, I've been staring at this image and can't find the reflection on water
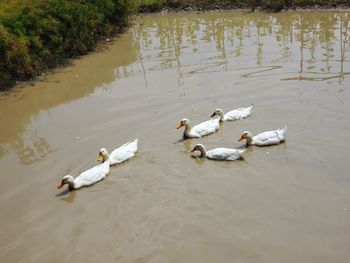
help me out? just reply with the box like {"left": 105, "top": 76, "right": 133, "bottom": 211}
{"left": 182, "top": 139, "right": 193, "bottom": 153}
{"left": 11, "top": 131, "right": 56, "bottom": 165}
{"left": 1, "top": 11, "right": 350, "bottom": 263}
{"left": 57, "top": 189, "right": 77, "bottom": 203}
{"left": 1, "top": 12, "right": 349, "bottom": 161}
{"left": 128, "top": 12, "right": 349, "bottom": 84}
{"left": 0, "top": 33, "right": 138, "bottom": 159}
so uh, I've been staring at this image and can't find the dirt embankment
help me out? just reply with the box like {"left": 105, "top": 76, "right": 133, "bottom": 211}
{"left": 138, "top": 0, "right": 350, "bottom": 13}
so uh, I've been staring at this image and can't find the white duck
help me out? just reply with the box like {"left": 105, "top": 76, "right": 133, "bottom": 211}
{"left": 191, "top": 144, "right": 245, "bottom": 160}
{"left": 98, "top": 138, "right": 138, "bottom": 166}
{"left": 57, "top": 161, "right": 110, "bottom": 191}
{"left": 210, "top": 105, "right": 253, "bottom": 122}
{"left": 238, "top": 126, "right": 287, "bottom": 147}
{"left": 176, "top": 118, "right": 220, "bottom": 138}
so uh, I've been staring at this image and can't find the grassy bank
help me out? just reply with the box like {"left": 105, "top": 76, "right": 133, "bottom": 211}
{"left": 1, "top": 0, "right": 349, "bottom": 90}
{"left": 0, "top": 0, "right": 134, "bottom": 90}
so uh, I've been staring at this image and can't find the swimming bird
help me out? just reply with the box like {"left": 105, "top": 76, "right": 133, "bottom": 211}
{"left": 191, "top": 143, "right": 245, "bottom": 160}
{"left": 210, "top": 105, "right": 253, "bottom": 122}
{"left": 57, "top": 161, "right": 110, "bottom": 191}
{"left": 238, "top": 126, "right": 287, "bottom": 147}
{"left": 98, "top": 138, "right": 138, "bottom": 166}
{"left": 176, "top": 118, "right": 220, "bottom": 138}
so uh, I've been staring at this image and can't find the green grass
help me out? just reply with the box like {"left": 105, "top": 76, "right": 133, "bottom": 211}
{"left": 0, "top": 0, "right": 134, "bottom": 90}
{"left": 1, "top": 0, "right": 349, "bottom": 90}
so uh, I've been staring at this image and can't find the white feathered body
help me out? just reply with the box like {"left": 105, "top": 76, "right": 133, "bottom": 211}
{"left": 224, "top": 106, "right": 253, "bottom": 121}
{"left": 109, "top": 138, "right": 138, "bottom": 165}
{"left": 74, "top": 161, "right": 110, "bottom": 189}
{"left": 253, "top": 126, "right": 287, "bottom": 146}
{"left": 189, "top": 118, "right": 220, "bottom": 138}
{"left": 206, "top": 148, "right": 246, "bottom": 161}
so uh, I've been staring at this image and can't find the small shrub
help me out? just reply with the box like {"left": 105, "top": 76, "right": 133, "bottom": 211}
{"left": 0, "top": 0, "right": 134, "bottom": 90}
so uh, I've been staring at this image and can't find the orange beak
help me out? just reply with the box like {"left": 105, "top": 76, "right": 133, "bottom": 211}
{"left": 57, "top": 183, "right": 64, "bottom": 189}
{"left": 97, "top": 154, "right": 103, "bottom": 162}
{"left": 176, "top": 123, "right": 184, "bottom": 129}
{"left": 238, "top": 135, "right": 245, "bottom": 142}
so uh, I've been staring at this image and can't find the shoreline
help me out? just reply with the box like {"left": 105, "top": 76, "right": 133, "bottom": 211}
{"left": 136, "top": 8, "right": 350, "bottom": 17}
{"left": 1, "top": 4, "right": 349, "bottom": 92}
{"left": 138, "top": 5, "right": 350, "bottom": 15}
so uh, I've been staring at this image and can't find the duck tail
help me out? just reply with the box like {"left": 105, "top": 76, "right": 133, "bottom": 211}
{"left": 131, "top": 138, "right": 139, "bottom": 152}
{"left": 238, "top": 149, "right": 246, "bottom": 159}
{"left": 121, "top": 138, "right": 138, "bottom": 152}
{"left": 245, "top": 104, "right": 254, "bottom": 115}
{"left": 283, "top": 126, "right": 287, "bottom": 134}
{"left": 239, "top": 149, "right": 246, "bottom": 155}
{"left": 279, "top": 126, "right": 287, "bottom": 139}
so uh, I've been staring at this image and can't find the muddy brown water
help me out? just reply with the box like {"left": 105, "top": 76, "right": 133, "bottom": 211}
{"left": 1, "top": 11, "right": 350, "bottom": 263}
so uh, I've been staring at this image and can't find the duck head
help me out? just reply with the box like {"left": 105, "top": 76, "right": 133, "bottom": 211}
{"left": 210, "top": 109, "right": 224, "bottom": 121}
{"left": 98, "top": 148, "right": 109, "bottom": 163}
{"left": 238, "top": 131, "right": 253, "bottom": 145}
{"left": 176, "top": 118, "right": 190, "bottom": 129}
{"left": 57, "top": 175, "right": 75, "bottom": 190}
{"left": 190, "top": 143, "right": 207, "bottom": 158}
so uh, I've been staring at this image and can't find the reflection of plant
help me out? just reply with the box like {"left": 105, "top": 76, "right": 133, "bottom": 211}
{"left": 131, "top": 12, "right": 349, "bottom": 82}
{"left": 12, "top": 131, "right": 56, "bottom": 165}
{"left": 0, "top": 145, "right": 6, "bottom": 158}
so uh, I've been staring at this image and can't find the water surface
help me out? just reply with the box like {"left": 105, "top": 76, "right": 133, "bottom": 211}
{"left": 1, "top": 11, "right": 350, "bottom": 263}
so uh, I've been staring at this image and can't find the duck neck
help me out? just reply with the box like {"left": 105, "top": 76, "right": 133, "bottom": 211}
{"left": 197, "top": 145, "right": 207, "bottom": 158}
{"left": 246, "top": 135, "right": 254, "bottom": 146}
{"left": 102, "top": 151, "right": 110, "bottom": 163}
{"left": 67, "top": 177, "right": 76, "bottom": 190}
{"left": 218, "top": 110, "right": 225, "bottom": 122}
{"left": 183, "top": 123, "right": 192, "bottom": 138}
